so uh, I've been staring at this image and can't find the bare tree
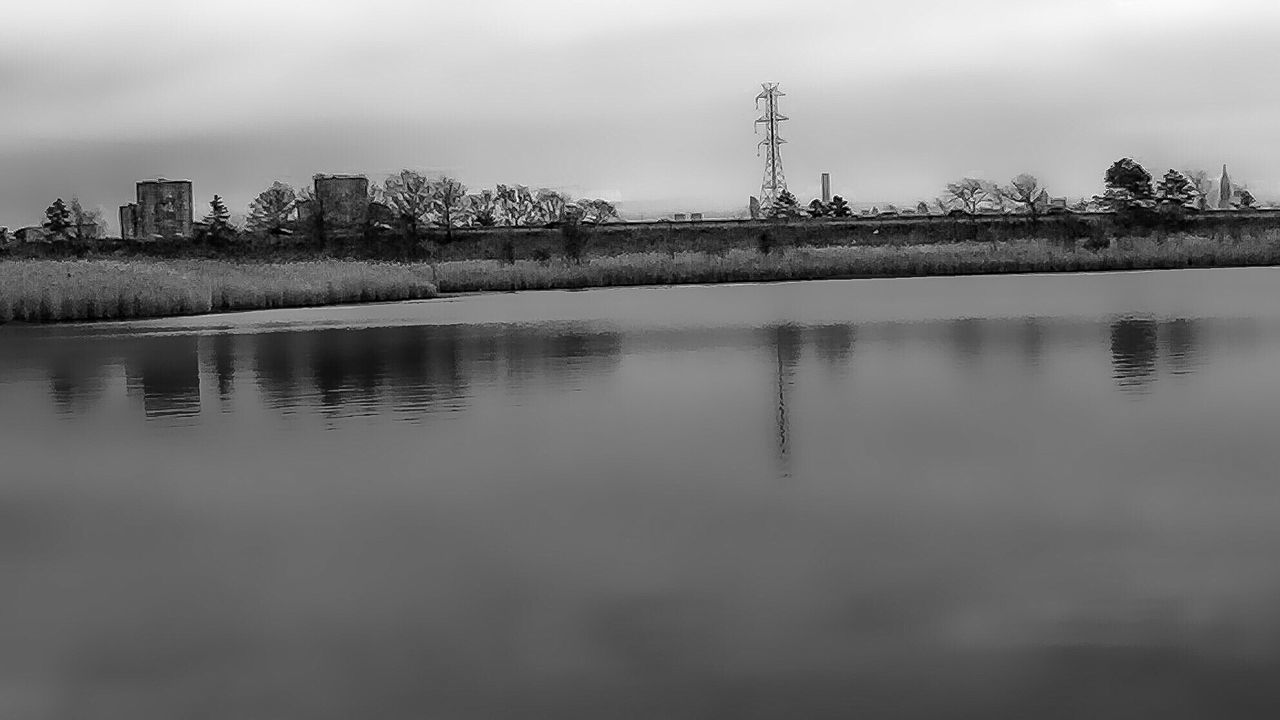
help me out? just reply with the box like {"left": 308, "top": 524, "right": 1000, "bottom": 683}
{"left": 945, "top": 178, "right": 994, "bottom": 214}
{"left": 1000, "top": 174, "right": 1046, "bottom": 217}
{"left": 495, "top": 184, "right": 540, "bottom": 226}
{"left": 579, "top": 199, "right": 619, "bottom": 223}
{"left": 382, "top": 169, "right": 434, "bottom": 243}
{"left": 535, "top": 188, "right": 569, "bottom": 224}
{"left": 1182, "top": 169, "right": 1213, "bottom": 211}
{"left": 467, "top": 189, "right": 499, "bottom": 226}
{"left": 430, "top": 176, "right": 469, "bottom": 243}
{"left": 68, "top": 197, "right": 105, "bottom": 242}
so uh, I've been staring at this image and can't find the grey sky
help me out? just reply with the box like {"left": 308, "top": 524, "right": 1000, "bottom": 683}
{"left": 2, "top": 0, "right": 1278, "bottom": 227}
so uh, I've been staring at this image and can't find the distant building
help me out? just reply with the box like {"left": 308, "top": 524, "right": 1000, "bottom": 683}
{"left": 71, "top": 221, "right": 103, "bottom": 240}
{"left": 690, "top": 212, "right": 704, "bottom": 222}
{"left": 298, "top": 174, "right": 371, "bottom": 235}
{"left": 15, "top": 226, "right": 52, "bottom": 243}
{"left": 749, "top": 196, "right": 761, "bottom": 220}
{"left": 821, "top": 173, "right": 831, "bottom": 204}
{"left": 119, "top": 203, "right": 139, "bottom": 239}
{"left": 121, "top": 179, "right": 193, "bottom": 239}
{"left": 673, "top": 213, "right": 687, "bottom": 221}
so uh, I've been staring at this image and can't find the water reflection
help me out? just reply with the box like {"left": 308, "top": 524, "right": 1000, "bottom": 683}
{"left": 950, "top": 317, "right": 984, "bottom": 366}
{"left": 1020, "top": 317, "right": 1044, "bottom": 370}
{"left": 770, "top": 324, "right": 802, "bottom": 478}
{"left": 1109, "top": 317, "right": 1206, "bottom": 392}
{"left": 4, "top": 324, "right": 631, "bottom": 425}
{"left": 809, "top": 323, "right": 856, "bottom": 371}
{"left": 1165, "top": 318, "right": 1199, "bottom": 376}
{"left": 1110, "top": 318, "right": 1160, "bottom": 392}
{"left": 5, "top": 272, "right": 1280, "bottom": 719}
{"left": 0, "top": 314, "right": 1241, "bottom": 425}
{"left": 210, "top": 333, "right": 236, "bottom": 402}
{"left": 48, "top": 352, "right": 107, "bottom": 415}
{"left": 125, "top": 335, "right": 202, "bottom": 419}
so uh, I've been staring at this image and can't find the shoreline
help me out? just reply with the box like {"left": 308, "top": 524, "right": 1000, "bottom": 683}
{"left": 3, "top": 235, "right": 1279, "bottom": 324}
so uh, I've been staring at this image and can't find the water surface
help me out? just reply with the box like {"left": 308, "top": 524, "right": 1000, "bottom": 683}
{"left": 4, "top": 269, "right": 1280, "bottom": 718}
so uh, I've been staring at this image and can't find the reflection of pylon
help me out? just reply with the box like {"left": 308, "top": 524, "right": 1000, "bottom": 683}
{"left": 755, "top": 82, "right": 788, "bottom": 211}
{"left": 773, "top": 325, "right": 799, "bottom": 480}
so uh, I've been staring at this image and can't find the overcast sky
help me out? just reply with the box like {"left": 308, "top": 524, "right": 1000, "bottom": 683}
{"left": 3, "top": 0, "right": 1279, "bottom": 227}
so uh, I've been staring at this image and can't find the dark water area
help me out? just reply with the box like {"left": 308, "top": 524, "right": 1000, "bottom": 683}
{"left": 4, "top": 268, "right": 1280, "bottom": 718}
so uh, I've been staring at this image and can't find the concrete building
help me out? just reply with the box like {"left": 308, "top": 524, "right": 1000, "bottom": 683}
{"left": 119, "top": 204, "right": 139, "bottom": 239}
{"left": 121, "top": 179, "right": 193, "bottom": 239}
{"left": 298, "top": 174, "right": 371, "bottom": 235}
{"left": 821, "top": 173, "right": 831, "bottom": 204}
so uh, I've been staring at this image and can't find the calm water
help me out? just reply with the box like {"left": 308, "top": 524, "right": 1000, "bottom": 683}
{"left": 4, "top": 269, "right": 1280, "bottom": 718}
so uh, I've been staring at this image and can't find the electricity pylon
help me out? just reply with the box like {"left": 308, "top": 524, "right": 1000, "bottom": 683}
{"left": 755, "top": 82, "right": 789, "bottom": 211}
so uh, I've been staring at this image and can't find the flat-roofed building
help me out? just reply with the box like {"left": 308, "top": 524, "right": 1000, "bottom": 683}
{"left": 133, "top": 179, "right": 193, "bottom": 239}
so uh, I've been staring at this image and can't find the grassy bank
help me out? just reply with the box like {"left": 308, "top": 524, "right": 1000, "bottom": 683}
{"left": 3, "top": 234, "right": 1279, "bottom": 323}
{"left": 430, "top": 233, "right": 1280, "bottom": 293}
{"left": 0, "top": 260, "right": 438, "bottom": 322}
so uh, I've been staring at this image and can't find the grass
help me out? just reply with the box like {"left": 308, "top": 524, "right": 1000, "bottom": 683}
{"left": 3, "top": 233, "right": 1280, "bottom": 323}
{"left": 0, "top": 259, "right": 437, "bottom": 323}
{"left": 430, "top": 233, "right": 1280, "bottom": 293}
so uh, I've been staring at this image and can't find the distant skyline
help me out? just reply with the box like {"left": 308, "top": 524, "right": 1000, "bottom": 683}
{"left": 3, "top": 0, "right": 1279, "bottom": 227}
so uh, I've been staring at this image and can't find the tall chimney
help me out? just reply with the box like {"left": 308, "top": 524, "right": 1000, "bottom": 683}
{"left": 821, "top": 172, "right": 831, "bottom": 204}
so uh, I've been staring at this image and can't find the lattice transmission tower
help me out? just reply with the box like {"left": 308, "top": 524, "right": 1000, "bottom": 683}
{"left": 755, "top": 82, "right": 789, "bottom": 210}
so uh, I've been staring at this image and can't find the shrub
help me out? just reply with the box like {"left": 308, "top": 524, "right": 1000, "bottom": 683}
{"left": 758, "top": 230, "right": 775, "bottom": 255}
{"left": 1082, "top": 234, "right": 1111, "bottom": 252}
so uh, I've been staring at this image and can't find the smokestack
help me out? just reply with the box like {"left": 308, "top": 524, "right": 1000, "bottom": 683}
{"left": 821, "top": 173, "right": 831, "bottom": 204}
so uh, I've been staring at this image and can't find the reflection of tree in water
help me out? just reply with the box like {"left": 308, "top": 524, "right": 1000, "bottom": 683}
{"left": 1163, "top": 318, "right": 1198, "bottom": 376}
{"left": 950, "top": 318, "right": 984, "bottom": 366}
{"left": 810, "top": 324, "right": 856, "bottom": 371}
{"left": 47, "top": 348, "right": 108, "bottom": 415}
{"left": 501, "top": 327, "right": 624, "bottom": 395}
{"left": 125, "top": 335, "right": 201, "bottom": 419}
{"left": 209, "top": 334, "right": 236, "bottom": 401}
{"left": 252, "top": 332, "right": 306, "bottom": 409}
{"left": 306, "top": 329, "right": 389, "bottom": 412}
{"left": 1110, "top": 318, "right": 1159, "bottom": 391}
{"left": 244, "top": 324, "right": 623, "bottom": 422}
{"left": 1020, "top": 318, "right": 1045, "bottom": 370}
{"left": 771, "top": 324, "right": 802, "bottom": 479}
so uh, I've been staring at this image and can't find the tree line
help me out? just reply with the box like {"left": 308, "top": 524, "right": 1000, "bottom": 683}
{"left": 763, "top": 159, "right": 1257, "bottom": 220}
{"left": 5, "top": 171, "right": 619, "bottom": 248}
{"left": 241, "top": 172, "right": 621, "bottom": 246}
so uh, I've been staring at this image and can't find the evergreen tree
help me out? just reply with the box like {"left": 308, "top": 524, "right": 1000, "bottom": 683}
{"left": 769, "top": 189, "right": 802, "bottom": 219}
{"left": 202, "top": 195, "right": 235, "bottom": 244}
{"left": 1238, "top": 189, "right": 1256, "bottom": 209}
{"left": 1096, "top": 158, "right": 1153, "bottom": 211}
{"left": 44, "top": 198, "right": 71, "bottom": 234}
{"left": 1156, "top": 169, "right": 1193, "bottom": 208}
{"left": 247, "top": 181, "right": 297, "bottom": 235}
{"left": 807, "top": 199, "right": 830, "bottom": 218}
{"left": 829, "top": 195, "right": 853, "bottom": 217}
